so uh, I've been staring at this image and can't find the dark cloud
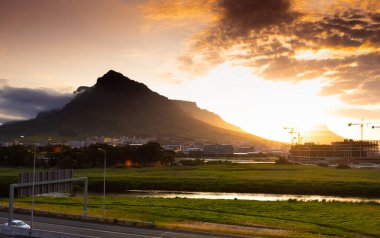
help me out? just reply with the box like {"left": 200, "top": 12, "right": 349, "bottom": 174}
{"left": 369, "top": 12, "right": 380, "bottom": 22}
{"left": 74, "top": 86, "right": 90, "bottom": 94}
{"left": 179, "top": 0, "right": 300, "bottom": 75}
{"left": 216, "top": 0, "right": 299, "bottom": 37}
{"left": 297, "top": 12, "right": 380, "bottom": 48}
{"left": 181, "top": 1, "right": 380, "bottom": 106}
{"left": 0, "top": 86, "right": 73, "bottom": 123}
{"left": 321, "top": 53, "right": 380, "bottom": 104}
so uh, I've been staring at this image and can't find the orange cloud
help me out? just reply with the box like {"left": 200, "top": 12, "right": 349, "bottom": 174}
{"left": 141, "top": 0, "right": 215, "bottom": 20}
{"left": 174, "top": 0, "right": 380, "bottom": 106}
{"left": 139, "top": 0, "right": 217, "bottom": 31}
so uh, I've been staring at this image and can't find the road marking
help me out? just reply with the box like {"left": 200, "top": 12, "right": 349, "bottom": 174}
{"left": 32, "top": 228, "right": 102, "bottom": 238}
{"left": 34, "top": 221, "right": 164, "bottom": 238}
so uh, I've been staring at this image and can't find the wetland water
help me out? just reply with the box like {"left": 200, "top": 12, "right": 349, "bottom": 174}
{"left": 179, "top": 158, "right": 276, "bottom": 164}
{"left": 124, "top": 190, "right": 380, "bottom": 203}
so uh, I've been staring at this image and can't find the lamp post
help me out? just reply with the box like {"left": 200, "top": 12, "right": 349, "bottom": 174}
{"left": 30, "top": 145, "right": 36, "bottom": 231}
{"left": 20, "top": 136, "right": 36, "bottom": 231}
{"left": 97, "top": 148, "right": 107, "bottom": 219}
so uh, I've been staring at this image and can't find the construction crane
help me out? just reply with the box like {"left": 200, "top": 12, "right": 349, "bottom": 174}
{"left": 348, "top": 119, "right": 373, "bottom": 141}
{"left": 284, "top": 127, "right": 301, "bottom": 145}
{"left": 372, "top": 126, "right": 380, "bottom": 129}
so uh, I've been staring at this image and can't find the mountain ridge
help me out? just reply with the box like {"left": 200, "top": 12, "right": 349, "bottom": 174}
{"left": 0, "top": 70, "right": 275, "bottom": 146}
{"left": 171, "top": 100, "right": 246, "bottom": 133}
{"left": 305, "top": 124, "right": 344, "bottom": 144}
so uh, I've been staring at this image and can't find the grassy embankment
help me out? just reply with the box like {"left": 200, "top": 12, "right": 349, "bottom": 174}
{"left": 0, "top": 196, "right": 379, "bottom": 238}
{"left": 1, "top": 164, "right": 380, "bottom": 237}
{"left": 1, "top": 164, "right": 380, "bottom": 197}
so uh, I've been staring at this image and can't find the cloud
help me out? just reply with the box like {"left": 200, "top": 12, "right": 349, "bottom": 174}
{"left": 156, "top": 72, "right": 183, "bottom": 84}
{"left": 0, "top": 79, "right": 8, "bottom": 87}
{"left": 0, "top": 85, "right": 73, "bottom": 124}
{"left": 141, "top": 0, "right": 213, "bottom": 21}
{"left": 139, "top": 0, "right": 215, "bottom": 31}
{"left": 216, "top": 0, "right": 299, "bottom": 37}
{"left": 335, "top": 108, "right": 380, "bottom": 120}
{"left": 178, "top": 0, "right": 301, "bottom": 75}
{"left": 176, "top": 0, "right": 380, "bottom": 106}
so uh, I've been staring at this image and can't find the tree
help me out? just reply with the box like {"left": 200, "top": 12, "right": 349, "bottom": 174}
{"left": 59, "top": 156, "right": 77, "bottom": 169}
{"left": 135, "top": 142, "right": 164, "bottom": 165}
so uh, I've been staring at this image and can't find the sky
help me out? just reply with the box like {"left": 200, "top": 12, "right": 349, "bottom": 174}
{"left": 1, "top": 0, "right": 380, "bottom": 142}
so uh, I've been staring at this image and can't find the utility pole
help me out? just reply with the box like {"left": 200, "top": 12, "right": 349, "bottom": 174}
{"left": 30, "top": 145, "right": 36, "bottom": 232}
{"left": 97, "top": 148, "right": 107, "bottom": 219}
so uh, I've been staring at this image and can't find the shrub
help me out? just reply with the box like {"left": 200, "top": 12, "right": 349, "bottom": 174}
{"left": 336, "top": 164, "right": 350, "bottom": 169}
{"left": 179, "top": 158, "right": 204, "bottom": 166}
{"left": 275, "top": 157, "right": 293, "bottom": 165}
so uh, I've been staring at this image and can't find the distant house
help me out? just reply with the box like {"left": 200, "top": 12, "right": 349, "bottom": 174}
{"left": 182, "top": 147, "right": 202, "bottom": 155}
{"left": 235, "top": 145, "right": 255, "bottom": 153}
{"left": 203, "top": 144, "right": 234, "bottom": 156}
{"left": 65, "top": 140, "right": 96, "bottom": 148}
{"left": 163, "top": 145, "right": 182, "bottom": 153}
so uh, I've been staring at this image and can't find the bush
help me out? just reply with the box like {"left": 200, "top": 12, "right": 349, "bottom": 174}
{"left": 206, "top": 160, "right": 232, "bottom": 165}
{"left": 336, "top": 164, "right": 350, "bottom": 169}
{"left": 275, "top": 157, "right": 292, "bottom": 165}
{"left": 179, "top": 158, "right": 204, "bottom": 166}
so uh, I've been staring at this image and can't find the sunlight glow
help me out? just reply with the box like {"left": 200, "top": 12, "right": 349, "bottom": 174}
{"left": 155, "top": 63, "right": 337, "bottom": 142}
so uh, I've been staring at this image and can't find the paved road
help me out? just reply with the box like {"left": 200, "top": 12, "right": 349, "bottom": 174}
{"left": 0, "top": 212, "right": 248, "bottom": 238}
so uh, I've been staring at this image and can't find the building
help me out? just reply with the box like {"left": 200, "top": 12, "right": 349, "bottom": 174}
{"left": 163, "top": 144, "right": 182, "bottom": 153}
{"left": 235, "top": 145, "right": 255, "bottom": 153}
{"left": 203, "top": 144, "right": 234, "bottom": 156}
{"left": 65, "top": 140, "right": 96, "bottom": 148}
{"left": 289, "top": 139, "right": 380, "bottom": 163}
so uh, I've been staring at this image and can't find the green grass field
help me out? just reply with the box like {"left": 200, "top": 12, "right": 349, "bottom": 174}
{"left": 1, "top": 164, "right": 380, "bottom": 237}
{"left": 1, "top": 196, "right": 380, "bottom": 238}
{"left": 1, "top": 164, "right": 380, "bottom": 197}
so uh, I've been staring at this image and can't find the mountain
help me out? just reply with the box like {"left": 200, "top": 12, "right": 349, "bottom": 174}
{"left": 304, "top": 124, "right": 344, "bottom": 144}
{"left": 171, "top": 100, "right": 245, "bottom": 133}
{"left": 0, "top": 70, "right": 272, "bottom": 145}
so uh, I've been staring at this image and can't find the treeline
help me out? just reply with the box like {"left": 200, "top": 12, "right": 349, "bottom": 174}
{"left": 0, "top": 142, "right": 175, "bottom": 169}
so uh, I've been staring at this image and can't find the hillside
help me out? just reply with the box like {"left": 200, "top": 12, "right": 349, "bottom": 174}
{"left": 0, "top": 70, "right": 272, "bottom": 145}
{"left": 304, "top": 124, "right": 344, "bottom": 144}
{"left": 171, "top": 100, "right": 245, "bottom": 133}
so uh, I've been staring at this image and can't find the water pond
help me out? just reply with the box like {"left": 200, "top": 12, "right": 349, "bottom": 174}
{"left": 124, "top": 190, "right": 380, "bottom": 203}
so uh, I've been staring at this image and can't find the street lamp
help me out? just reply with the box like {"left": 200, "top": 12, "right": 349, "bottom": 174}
{"left": 97, "top": 148, "right": 107, "bottom": 219}
{"left": 21, "top": 136, "right": 37, "bottom": 232}
{"left": 30, "top": 145, "right": 36, "bottom": 231}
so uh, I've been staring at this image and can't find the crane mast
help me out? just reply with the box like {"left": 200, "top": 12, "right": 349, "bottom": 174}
{"left": 348, "top": 119, "right": 366, "bottom": 141}
{"left": 284, "top": 127, "right": 301, "bottom": 145}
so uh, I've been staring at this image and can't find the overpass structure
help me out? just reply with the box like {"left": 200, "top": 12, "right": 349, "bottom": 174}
{"left": 7, "top": 177, "right": 88, "bottom": 228}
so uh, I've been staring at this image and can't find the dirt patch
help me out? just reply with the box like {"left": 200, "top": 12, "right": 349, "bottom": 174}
{"left": 165, "top": 221, "right": 293, "bottom": 237}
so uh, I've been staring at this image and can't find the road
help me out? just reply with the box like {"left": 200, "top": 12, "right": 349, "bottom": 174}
{"left": 0, "top": 212, "right": 248, "bottom": 238}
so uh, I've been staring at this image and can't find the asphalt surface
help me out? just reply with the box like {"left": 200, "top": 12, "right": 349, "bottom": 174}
{"left": 0, "top": 212, "right": 248, "bottom": 238}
